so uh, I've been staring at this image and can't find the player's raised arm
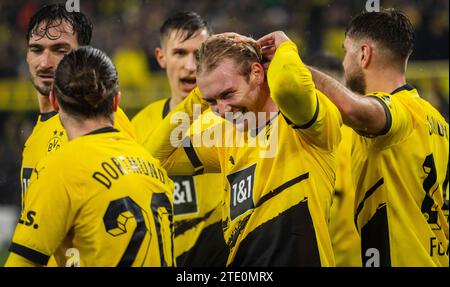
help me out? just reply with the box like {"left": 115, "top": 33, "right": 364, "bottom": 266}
{"left": 309, "top": 66, "right": 387, "bottom": 136}
{"left": 258, "top": 31, "right": 317, "bottom": 127}
{"left": 143, "top": 87, "right": 219, "bottom": 175}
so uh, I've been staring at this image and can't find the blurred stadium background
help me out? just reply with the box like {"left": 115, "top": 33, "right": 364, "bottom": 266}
{"left": 0, "top": 0, "right": 448, "bottom": 265}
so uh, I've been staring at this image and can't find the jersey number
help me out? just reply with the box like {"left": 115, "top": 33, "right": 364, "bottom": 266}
{"left": 103, "top": 194, "right": 172, "bottom": 267}
{"left": 421, "top": 154, "right": 447, "bottom": 229}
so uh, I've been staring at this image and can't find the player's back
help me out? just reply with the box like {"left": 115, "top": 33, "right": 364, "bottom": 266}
{"left": 11, "top": 129, "right": 174, "bottom": 267}
{"left": 352, "top": 85, "right": 449, "bottom": 266}
{"left": 20, "top": 108, "right": 135, "bottom": 208}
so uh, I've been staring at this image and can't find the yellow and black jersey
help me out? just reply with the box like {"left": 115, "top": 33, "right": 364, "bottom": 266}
{"left": 132, "top": 98, "right": 170, "bottom": 144}
{"left": 352, "top": 84, "right": 449, "bottom": 267}
{"left": 132, "top": 99, "right": 229, "bottom": 267}
{"left": 20, "top": 107, "right": 135, "bottom": 210}
{"left": 329, "top": 125, "right": 361, "bottom": 267}
{"left": 147, "top": 41, "right": 343, "bottom": 266}
{"left": 191, "top": 91, "right": 341, "bottom": 267}
{"left": 9, "top": 128, "right": 173, "bottom": 267}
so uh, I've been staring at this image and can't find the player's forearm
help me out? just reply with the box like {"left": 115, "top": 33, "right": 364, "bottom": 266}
{"left": 309, "top": 66, "right": 386, "bottom": 135}
{"left": 268, "top": 41, "right": 317, "bottom": 126}
{"left": 4, "top": 252, "right": 42, "bottom": 267}
{"left": 143, "top": 111, "right": 195, "bottom": 174}
{"left": 143, "top": 88, "right": 207, "bottom": 174}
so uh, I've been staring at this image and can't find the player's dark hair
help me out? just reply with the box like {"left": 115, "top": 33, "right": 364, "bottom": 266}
{"left": 346, "top": 9, "right": 414, "bottom": 62}
{"left": 53, "top": 46, "right": 118, "bottom": 118}
{"left": 27, "top": 3, "right": 93, "bottom": 45}
{"left": 160, "top": 11, "right": 212, "bottom": 44}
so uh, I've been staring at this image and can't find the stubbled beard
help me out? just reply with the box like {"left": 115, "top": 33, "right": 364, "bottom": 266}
{"left": 345, "top": 69, "right": 366, "bottom": 95}
{"left": 31, "top": 76, "right": 52, "bottom": 97}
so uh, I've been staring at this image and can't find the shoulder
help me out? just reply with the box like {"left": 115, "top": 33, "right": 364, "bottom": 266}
{"left": 132, "top": 98, "right": 169, "bottom": 124}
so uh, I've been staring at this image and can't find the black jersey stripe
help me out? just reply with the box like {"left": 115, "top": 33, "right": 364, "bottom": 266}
{"left": 354, "top": 177, "right": 385, "bottom": 230}
{"left": 390, "top": 83, "right": 415, "bottom": 95}
{"left": 250, "top": 112, "right": 280, "bottom": 137}
{"left": 229, "top": 198, "right": 321, "bottom": 266}
{"left": 162, "top": 98, "right": 171, "bottom": 119}
{"left": 368, "top": 96, "right": 392, "bottom": 136}
{"left": 174, "top": 208, "right": 215, "bottom": 237}
{"left": 361, "top": 203, "right": 391, "bottom": 267}
{"left": 282, "top": 95, "right": 319, "bottom": 130}
{"left": 256, "top": 172, "right": 309, "bottom": 208}
{"left": 182, "top": 137, "right": 204, "bottom": 175}
{"left": 85, "top": 126, "right": 119, "bottom": 136}
{"left": 9, "top": 242, "right": 50, "bottom": 266}
{"left": 176, "top": 221, "right": 229, "bottom": 267}
{"left": 226, "top": 214, "right": 252, "bottom": 250}
{"left": 39, "top": 111, "right": 58, "bottom": 122}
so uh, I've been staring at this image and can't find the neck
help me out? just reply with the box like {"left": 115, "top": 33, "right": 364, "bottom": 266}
{"left": 37, "top": 93, "right": 54, "bottom": 113}
{"left": 62, "top": 115, "right": 114, "bottom": 141}
{"left": 256, "top": 85, "right": 279, "bottom": 128}
{"left": 365, "top": 68, "right": 407, "bottom": 95}
{"left": 169, "top": 94, "right": 184, "bottom": 111}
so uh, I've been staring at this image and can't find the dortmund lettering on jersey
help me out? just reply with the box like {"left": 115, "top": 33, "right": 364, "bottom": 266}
{"left": 10, "top": 129, "right": 173, "bottom": 267}
{"left": 132, "top": 98, "right": 229, "bottom": 267}
{"left": 352, "top": 84, "right": 449, "bottom": 267}
{"left": 20, "top": 107, "right": 135, "bottom": 210}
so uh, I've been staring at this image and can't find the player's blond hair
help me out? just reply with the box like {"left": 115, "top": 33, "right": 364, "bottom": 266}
{"left": 196, "top": 35, "right": 262, "bottom": 81}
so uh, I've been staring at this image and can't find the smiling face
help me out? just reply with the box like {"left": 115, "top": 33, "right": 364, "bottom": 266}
{"left": 156, "top": 29, "right": 209, "bottom": 102}
{"left": 198, "top": 59, "right": 262, "bottom": 131}
{"left": 27, "top": 20, "right": 79, "bottom": 97}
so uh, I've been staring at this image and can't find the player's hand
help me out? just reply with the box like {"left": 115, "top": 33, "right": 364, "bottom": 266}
{"left": 256, "top": 31, "right": 290, "bottom": 69}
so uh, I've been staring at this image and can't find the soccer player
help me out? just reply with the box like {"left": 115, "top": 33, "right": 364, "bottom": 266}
{"left": 21, "top": 4, "right": 135, "bottom": 211}
{"left": 307, "top": 51, "right": 362, "bottom": 267}
{"left": 132, "top": 12, "right": 229, "bottom": 266}
{"left": 5, "top": 46, "right": 174, "bottom": 267}
{"left": 145, "top": 31, "right": 342, "bottom": 266}
{"left": 310, "top": 9, "right": 449, "bottom": 266}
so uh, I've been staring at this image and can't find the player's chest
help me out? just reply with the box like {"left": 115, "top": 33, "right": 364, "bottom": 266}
{"left": 222, "top": 145, "right": 310, "bottom": 221}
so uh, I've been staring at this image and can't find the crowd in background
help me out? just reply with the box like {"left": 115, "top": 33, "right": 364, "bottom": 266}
{"left": 0, "top": 0, "right": 448, "bottom": 207}
{"left": 0, "top": 0, "right": 449, "bottom": 78}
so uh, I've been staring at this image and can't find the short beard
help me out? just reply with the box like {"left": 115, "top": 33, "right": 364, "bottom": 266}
{"left": 345, "top": 69, "right": 366, "bottom": 95}
{"left": 31, "top": 77, "right": 52, "bottom": 97}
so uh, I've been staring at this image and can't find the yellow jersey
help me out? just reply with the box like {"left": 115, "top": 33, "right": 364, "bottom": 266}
{"left": 146, "top": 41, "right": 342, "bottom": 266}
{"left": 20, "top": 107, "right": 135, "bottom": 210}
{"left": 132, "top": 99, "right": 229, "bottom": 267}
{"left": 9, "top": 128, "right": 173, "bottom": 267}
{"left": 353, "top": 84, "right": 449, "bottom": 266}
{"left": 329, "top": 125, "right": 362, "bottom": 266}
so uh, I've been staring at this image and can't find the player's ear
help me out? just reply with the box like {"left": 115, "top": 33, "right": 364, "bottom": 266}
{"left": 155, "top": 47, "right": 166, "bottom": 69}
{"left": 250, "top": 62, "right": 265, "bottom": 85}
{"left": 360, "top": 43, "right": 372, "bottom": 69}
{"left": 49, "top": 89, "right": 59, "bottom": 112}
{"left": 113, "top": 91, "right": 121, "bottom": 112}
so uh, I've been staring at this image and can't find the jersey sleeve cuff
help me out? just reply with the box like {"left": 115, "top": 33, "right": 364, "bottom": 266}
{"left": 9, "top": 242, "right": 50, "bottom": 266}
{"left": 282, "top": 95, "right": 319, "bottom": 130}
{"left": 181, "top": 137, "right": 204, "bottom": 175}
{"left": 368, "top": 96, "right": 393, "bottom": 136}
